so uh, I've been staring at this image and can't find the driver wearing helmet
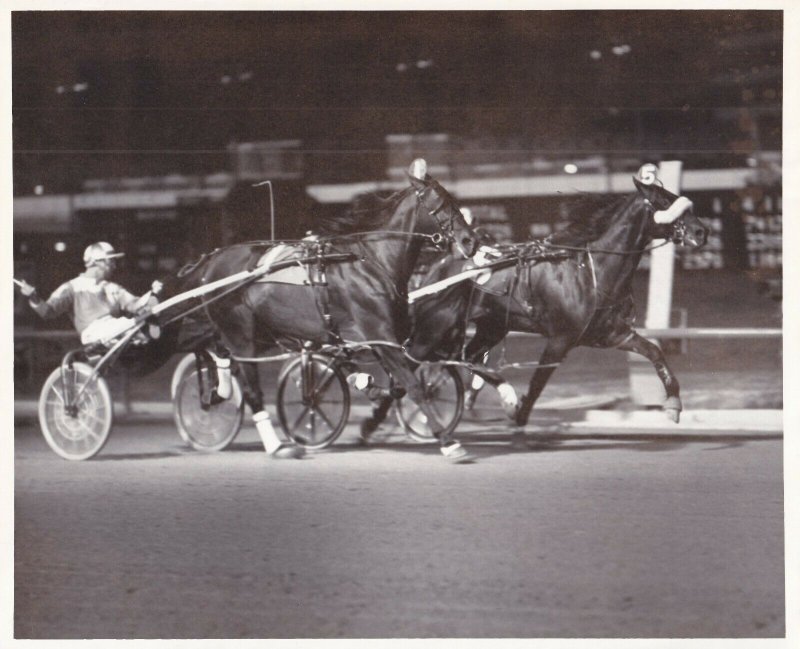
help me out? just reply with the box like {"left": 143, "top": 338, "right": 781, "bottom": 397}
{"left": 16, "top": 242, "right": 162, "bottom": 346}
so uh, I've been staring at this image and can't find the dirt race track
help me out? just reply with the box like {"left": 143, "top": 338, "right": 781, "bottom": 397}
{"left": 12, "top": 271, "right": 785, "bottom": 639}
{"left": 14, "top": 410, "right": 784, "bottom": 639}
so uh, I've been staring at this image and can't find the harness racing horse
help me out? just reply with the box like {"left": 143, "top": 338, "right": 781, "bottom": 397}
{"left": 401, "top": 175, "right": 709, "bottom": 430}
{"left": 159, "top": 159, "right": 480, "bottom": 461}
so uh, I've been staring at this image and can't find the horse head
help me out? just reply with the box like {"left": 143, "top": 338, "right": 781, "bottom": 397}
{"left": 406, "top": 159, "right": 479, "bottom": 259}
{"left": 633, "top": 177, "right": 709, "bottom": 247}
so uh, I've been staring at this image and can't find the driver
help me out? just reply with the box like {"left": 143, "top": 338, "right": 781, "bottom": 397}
{"left": 16, "top": 241, "right": 162, "bottom": 346}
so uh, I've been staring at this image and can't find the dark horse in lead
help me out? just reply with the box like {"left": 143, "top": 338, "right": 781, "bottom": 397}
{"left": 159, "top": 159, "right": 479, "bottom": 461}
{"left": 400, "top": 174, "right": 709, "bottom": 431}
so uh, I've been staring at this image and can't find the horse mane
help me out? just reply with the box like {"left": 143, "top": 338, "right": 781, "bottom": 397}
{"left": 316, "top": 187, "right": 412, "bottom": 236}
{"left": 547, "top": 192, "right": 630, "bottom": 246}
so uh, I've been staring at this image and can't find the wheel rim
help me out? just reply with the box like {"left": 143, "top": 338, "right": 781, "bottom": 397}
{"left": 174, "top": 369, "right": 243, "bottom": 451}
{"left": 279, "top": 356, "right": 349, "bottom": 449}
{"left": 398, "top": 364, "right": 463, "bottom": 441}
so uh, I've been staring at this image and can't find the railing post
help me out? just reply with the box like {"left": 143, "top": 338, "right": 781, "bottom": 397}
{"left": 629, "top": 161, "right": 682, "bottom": 405}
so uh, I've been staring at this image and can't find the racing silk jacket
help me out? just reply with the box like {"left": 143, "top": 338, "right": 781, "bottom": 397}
{"left": 29, "top": 273, "right": 140, "bottom": 335}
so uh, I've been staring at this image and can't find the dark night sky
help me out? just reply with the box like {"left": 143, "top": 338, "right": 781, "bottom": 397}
{"left": 10, "top": 10, "right": 783, "bottom": 185}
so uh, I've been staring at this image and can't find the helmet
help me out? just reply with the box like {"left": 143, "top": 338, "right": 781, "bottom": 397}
{"left": 83, "top": 242, "right": 125, "bottom": 267}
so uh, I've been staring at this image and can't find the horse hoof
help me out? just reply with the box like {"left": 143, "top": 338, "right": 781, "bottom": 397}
{"left": 440, "top": 442, "right": 475, "bottom": 464}
{"left": 665, "top": 408, "right": 681, "bottom": 424}
{"left": 510, "top": 429, "right": 528, "bottom": 449}
{"left": 271, "top": 444, "right": 305, "bottom": 459}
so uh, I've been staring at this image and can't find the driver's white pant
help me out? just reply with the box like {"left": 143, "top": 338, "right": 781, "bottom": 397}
{"left": 80, "top": 315, "right": 137, "bottom": 346}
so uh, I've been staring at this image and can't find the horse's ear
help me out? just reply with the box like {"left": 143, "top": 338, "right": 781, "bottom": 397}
{"left": 408, "top": 158, "right": 428, "bottom": 180}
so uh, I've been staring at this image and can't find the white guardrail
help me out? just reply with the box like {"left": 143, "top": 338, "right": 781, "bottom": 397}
{"left": 14, "top": 327, "right": 782, "bottom": 343}
{"left": 501, "top": 328, "right": 781, "bottom": 339}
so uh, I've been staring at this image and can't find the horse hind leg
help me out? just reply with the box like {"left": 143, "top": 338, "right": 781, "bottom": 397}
{"left": 464, "top": 328, "right": 519, "bottom": 418}
{"left": 614, "top": 332, "right": 682, "bottom": 422}
{"left": 345, "top": 373, "right": 403, "bottom": 443}
{"left": 233, "top": 360, "right": 305, "bottom": 459}
{"left": 217, "top": 309, "right": 304, "bottom": 459}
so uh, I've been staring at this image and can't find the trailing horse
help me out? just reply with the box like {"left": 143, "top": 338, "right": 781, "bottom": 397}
{"left": 158, "top": 159, "right": 480, "bottom": 461}
{"left": 402, "top": 174, "right": 709, "bottom": 429}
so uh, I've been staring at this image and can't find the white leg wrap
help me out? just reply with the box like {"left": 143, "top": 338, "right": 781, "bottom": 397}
{"left": 253, "top": 410, "right": 284, "bottom": 454}
{"left": 470, "top": 373, "right": 486, "bottom": 390}
{"left": 440, "top": 441, "right": 463, "bottom": 457}
{"left": 208, "top": 351, "right": 232, "bottom": 400}
{"left": 497, "top": 382, "right": 519, "bottom": 409}
{"left": 346, "top": 372, "right": 373, "bottom": 391}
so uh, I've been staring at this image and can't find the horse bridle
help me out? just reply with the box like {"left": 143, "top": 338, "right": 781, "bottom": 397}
{"left": 642, "top": 197, "right": 691, "bottom": 245}
{"left": 414, "top": 182, "right": 458, "bottom": 249}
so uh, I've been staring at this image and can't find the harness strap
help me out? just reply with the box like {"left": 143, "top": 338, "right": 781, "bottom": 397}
{"left": 308, "top": 242, "right": 343, "bottom": 344}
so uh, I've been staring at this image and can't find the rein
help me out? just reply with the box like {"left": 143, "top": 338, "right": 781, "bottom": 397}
{"left": 539, "top": 239, "right": 673, "bottom": 256}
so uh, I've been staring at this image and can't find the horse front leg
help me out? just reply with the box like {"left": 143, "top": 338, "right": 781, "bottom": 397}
{"left": 615, "top": 332, "right": 682, "bottom": 422}
{"left": 515, "top": 337, "right": 572, "bottom": 427}
{"left": 376, "top": 348, "right": 473, "bottom": 463}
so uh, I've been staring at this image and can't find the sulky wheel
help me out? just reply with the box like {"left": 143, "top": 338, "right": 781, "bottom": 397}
{"left": 169, "top": 353, "right": 196, "bottom": 400}
{"left": 173, "top": 367, "right": 244, "bottom": 452}
{"left": 396, "top": 363, "right": 465, "bottom": 443}
{"left": 277, "top": 353, "right": 350, "bottom": 450}
{"left": 38, "top": 362, "right": 113, "bottom": 461}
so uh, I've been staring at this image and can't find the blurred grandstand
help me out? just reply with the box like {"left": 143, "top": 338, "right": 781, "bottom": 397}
{"left": 12, "top": 11, "right": 782, "bottom": 393}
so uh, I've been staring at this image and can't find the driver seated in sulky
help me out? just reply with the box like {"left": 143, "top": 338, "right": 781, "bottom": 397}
{"left": 17, "top": 241, "right": 162, "bottom": 347}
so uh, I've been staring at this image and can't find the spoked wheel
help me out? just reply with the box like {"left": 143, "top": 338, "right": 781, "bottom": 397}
{"left": 38, "top": 362, "right": 113, "bottom": 461}
{"left": 173, "top": 368, "right": 244, "bottom": 452}
{"left": 277, "top": 353, "right": 350, "bottom": 450}
{"left": 396, "top": 363, "right": 465, "bottom": 443}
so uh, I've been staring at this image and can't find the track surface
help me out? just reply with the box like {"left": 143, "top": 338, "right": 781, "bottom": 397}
{"left": 14, "top": 412, "right": 784, "bottom": 639}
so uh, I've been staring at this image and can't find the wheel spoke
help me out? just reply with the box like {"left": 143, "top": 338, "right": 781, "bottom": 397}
{"left": 49, "top": 386, "right": 67, "bottom": 406}
{"left": 426, "top": 399, "right": 450, "bottom": 427}
{"left": 423, "top": 367, "right": 449, "bottom": 393}
{"left": 288, "top": 404, "right": 312, "bottom": 433}
{"left": 309, "top": 404, "right": 337, "bottom": 432}
{"left": 310, "top": 368, "right": 337, "bottom": 402}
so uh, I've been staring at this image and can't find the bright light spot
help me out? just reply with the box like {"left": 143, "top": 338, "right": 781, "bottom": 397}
{"left": 612, "top": 44, "right": 632, "bottom": 56}
{"left": 220, "top": 75, "right": 232, "bottom": 84}
{"left": 54, "top": 242, "right": 67, "bottom": 252}
{"left": 746, "top": 157, "right": 758, "bottom": 167}
{"left": 55, "top": 85, "right": 66, "bottom": 94}
{"left": 73, "top": 82, "right": 89, "bottom": 92}
{"left": 238, "top": 71, "right": 253, "bottom": 82}
{"left": 396, "top": 62, "right": 408, "bottom": 73}
{"left": 564, "top": 164, "right": 578, "bottom": 174}
{"left": 416, "top": 59, "right": 433, "bottom": 69}
{"left": 34, "top": 185, "right": 44, "bottom": 195}
{"left": 590, "top": 50, "right": 602, "bottom": 60}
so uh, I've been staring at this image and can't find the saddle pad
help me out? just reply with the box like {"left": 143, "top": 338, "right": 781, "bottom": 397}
{"left": 254, "top": 244, "right": 310, "bottom": 286}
